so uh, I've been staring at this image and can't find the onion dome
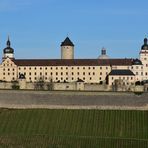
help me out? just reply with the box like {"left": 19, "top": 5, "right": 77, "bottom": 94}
{"left": 98, "top": 47, "right": 109, "bottom": 59}
{"left": 141, "top": 38, "right": 148, "bottom": 50}
{"left": 132, "top": 59, "right": 142, "bottom": 65}
{"left": 3, "top": 37, "right": 14, "bottom": 54}
{"left": 61, "top": 37, "right": 74, "bottom": 46}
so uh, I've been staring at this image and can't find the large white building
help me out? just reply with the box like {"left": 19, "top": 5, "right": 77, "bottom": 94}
{"left": 0, "top": 37, "right": 148, "bottom": 89}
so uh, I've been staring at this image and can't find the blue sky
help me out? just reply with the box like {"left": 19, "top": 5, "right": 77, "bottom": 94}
{"left": 0, "top": 0, "right": 148, "bottom": 59}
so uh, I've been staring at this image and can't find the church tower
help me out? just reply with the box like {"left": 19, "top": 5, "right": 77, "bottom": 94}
{"left": 61, "top": 37, "right": 74, "bottom": 59}
{"left": 139, "top": 38, "right": 148, "bottom": 80}
{"left": 3, "top": 37, "right": 14, "bottom": 59}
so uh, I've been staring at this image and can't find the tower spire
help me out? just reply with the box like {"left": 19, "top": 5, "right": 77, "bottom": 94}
{"left": 7, "top": 35, "right": 11, "bottom": 47}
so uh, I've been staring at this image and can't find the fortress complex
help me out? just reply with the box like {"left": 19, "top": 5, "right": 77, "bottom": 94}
{"left": 0, "top": 37, "right": 148, "bottom": 91}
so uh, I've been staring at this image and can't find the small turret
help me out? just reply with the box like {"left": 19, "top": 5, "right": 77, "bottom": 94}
{"left": 141, "top": 38, "right": 148, "bottom": 50}
{"left": 3, "top": 36, "right": 14, "bottom": 59}
{"left": 98, "top": 47, "right": 109, "bottom": 59}
{"left": 61, "top": 37, "right": 74, "bottom": 59}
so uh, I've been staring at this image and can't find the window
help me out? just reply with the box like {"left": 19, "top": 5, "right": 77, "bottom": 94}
{"left": 93, "top": 72, "right": 95, "bottom": 75}
{"left": 66, "top": 67, "right": 68, "bottom": 70}
{"left": 100, "top": 72, "right": 102, "bottom": 75}
{"left": 72, "top": 67, "right": 74, "bottom": 69}
{"left": 61, "top": 72, "right": 63, "bottom": 75}
{"left": 100, "top": 67, "right": 102, "bottom": 70}
{"left": 3, "top": 73, "right": 5, "bottom": 75}
{"left": 51, "top": 72, "right": 53, "bottom": 75}
{"left": 77, "top": 67, "right": 79, "bottom": 70}
{"left": 90, "top": 77, "right": 92, "bottom": 80}
{"left": 34, "top": 72, "right": 37, "bottom": 75}
{"left": 51, "top": 67, "right": 53, "bottom": 70}
{"left": 40, "top": 67, "right": 42, "bottom": 70}
{"left": 77, "top": 72, "right": 79, "bottom": 75}
{"left": 56, "top": 72, "right": 58, "bottom": 75}
{"left": 13, "top": 69, "right": 15, "bottom": 71}
{"left": 13, "top": 73, "right": 15, "bottom": 75}
{"left": 29, "top": 67, "right": 31, "bottom": 70}
{"left": 93, "top": 67, "right": 95, "bottom": 69}
{"left": 83, "top": 72, "right": 85, "bottom": 75}
{"left": 24, "top": 67, "right": 26, "bottom": 70}
{"left": 131, "top": 77, "right": 133, "bottom": 80}
{"left": 136, "top": 72, "right": 138, "bottom": 75}
{"left": 83, "top": 77, "right": 85, "bottom": 80}
{"left": 112, "top": 77, "right": 114, "bottom": 80}
{"left": 56, "top": 77, "right": 58, "bottom": 80}
{"left": 72, "top": 72, "right": 74, "bottom": 75}
{"left": 40, "top": 72, "right": 42, "bottom": 75}
{"left": 8, "top": 68, "right": 10, "bottom": 71}
{"left": 61, "top": 77, "right": 63, "bottom": 80}
{"left": 106, "top": 67, "right": 108, "bottom": 70}
{"left": 35, "top": 67, "right": 36, "bottom": 70}
{"left": 29, "top": 72, "right": 31, "bottom": 76}
{"left": 66, "top": 72, "right": 68, "bottom": 75}
{"left": 61, "top": 67, "right": 63, "bottom": 70}
{"left": 56, "top": 67, "right": 58, "bottom": 70}
{"left": 72, "top": 77, "right": 74, "bottom": 80}
{"left": 35, "top": 77, "right": 37, "bottom": 80}
{"left": 88, "top": 67, "right": 91, "bottom": 69}
{"left": 83, "top": 67, "right": 85, "bottom": 70}
{"left": 88, "top": 72, "right": 90, "bottom": 75}
{"left": 3, "top": 68, "right": 5, "bottom": 71}
{"left": 45, "top": 67, "right": 47, "bottom": 70}
{"left": 100, "top": 77, "right": 101, "bottom": 80}
{"left": 45, "top": 72, "right": 47, "bottom": 75}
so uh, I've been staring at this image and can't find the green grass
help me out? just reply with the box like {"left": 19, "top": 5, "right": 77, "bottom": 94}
{"left": 0, "top": 109, "right": 147, "bottom": 147}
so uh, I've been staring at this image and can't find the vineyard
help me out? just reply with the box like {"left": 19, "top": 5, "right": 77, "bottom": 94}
{"left": 0, "top": 109, "right": 147, "bottom": 147}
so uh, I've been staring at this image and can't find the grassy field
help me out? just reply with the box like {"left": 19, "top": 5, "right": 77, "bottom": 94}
{"left": 0, "top": 109, "right": 147, "bottom": 147}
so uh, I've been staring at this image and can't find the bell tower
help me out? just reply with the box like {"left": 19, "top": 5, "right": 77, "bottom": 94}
{"left": 3, "top": 36, "right": 14, "bottom": 59}
{"left": 139, "top": 38, "right": 148, "bottom": 80}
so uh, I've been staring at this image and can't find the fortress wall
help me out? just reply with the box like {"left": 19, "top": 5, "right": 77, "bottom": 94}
{"left": 0, "top": 90, "right": 147, "bottom": 109}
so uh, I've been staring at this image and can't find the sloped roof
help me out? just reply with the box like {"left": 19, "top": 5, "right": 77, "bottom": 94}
{"left": 109, "top": 69, "right": 135, "bottom": 76}
{"left": 13, "top": 59, "right": 133, "bottom": 66}
{"left": 61, "top": 37, "right": 74, "bottom": 46}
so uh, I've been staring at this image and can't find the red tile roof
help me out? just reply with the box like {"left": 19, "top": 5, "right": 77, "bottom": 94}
{"left": 13, "top": 59, "right": 132, "bottom": 66}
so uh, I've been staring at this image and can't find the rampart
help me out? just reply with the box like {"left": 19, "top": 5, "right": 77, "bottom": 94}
{"left": 0, "top": 90, "right": 147, "bottom": 110}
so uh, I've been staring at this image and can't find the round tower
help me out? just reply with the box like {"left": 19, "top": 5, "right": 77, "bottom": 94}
{"left": 3, "top": 36, "right": 14, "bottom": 59}
{"left": 61, "top": 37, "right": 74, "bottom": 59}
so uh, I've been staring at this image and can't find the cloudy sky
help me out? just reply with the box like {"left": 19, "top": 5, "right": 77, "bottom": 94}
{"left": 0, "top": 0, "right": 148, "bottom": 59}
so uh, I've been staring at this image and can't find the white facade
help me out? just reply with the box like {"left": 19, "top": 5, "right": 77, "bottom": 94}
{"left": 0, "top": 37, "right": 148, "bottom": 89}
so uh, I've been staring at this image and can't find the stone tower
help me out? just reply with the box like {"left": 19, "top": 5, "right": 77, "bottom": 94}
{"left": 3, "top": 36, "right": 14, "bottom": 59}
{"left": 61, "top": 37, "right": 74, "bottom": 59}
